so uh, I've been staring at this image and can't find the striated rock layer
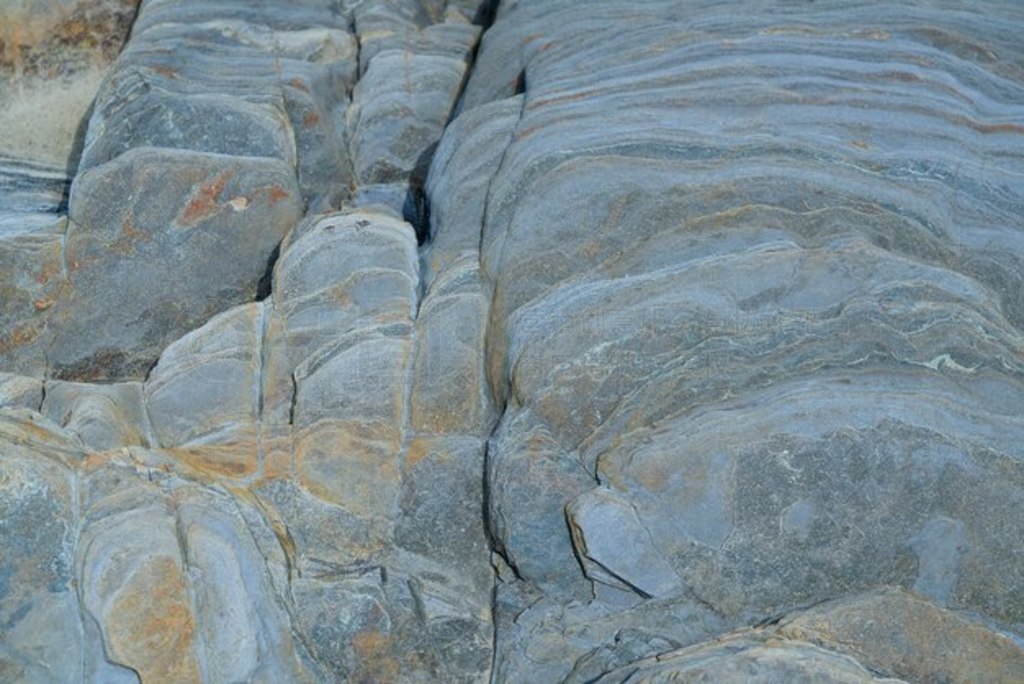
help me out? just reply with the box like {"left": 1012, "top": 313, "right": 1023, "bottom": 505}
{"left": 2, "top": 0, "right": 1024, "bottom": 682}
{"left": 465, "top": 1, "right": 1024, "bottom": 680}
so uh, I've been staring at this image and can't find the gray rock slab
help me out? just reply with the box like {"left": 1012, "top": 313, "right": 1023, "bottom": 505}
{"left": 263, "top": 212, "right": 419, "bottom": 427}
{"left": 492, "top": 588, "right": 726, "bottom": 684}
{"left": 76, "top": 454, "right": 315, "bottom": 681}
{"left": 486, "top": 406, "right": 593, "bottom": 594}
{"left": 144, "top": 302, "right": 263, "bottom": 448}
{"left": 0, "top": 214, "right": 65, "bottom": 377}
{"left": 566, "top": 486, "right": 684, "bottom": 600}
{"left": 411, "top": 267, "right": 494, "bottom": 435}
{"left": 47, "top": 148, "right": 301, "bottom": 380}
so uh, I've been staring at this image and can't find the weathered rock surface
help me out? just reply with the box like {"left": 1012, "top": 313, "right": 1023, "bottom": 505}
{"left": 594, "top": 633, "right": 903, "bottom": 683}
{"left": 464, "top": 0, "right": 1024, "bottom": 680}
{"left": 3, "top": 0, "right": 1024, "bottom": 682}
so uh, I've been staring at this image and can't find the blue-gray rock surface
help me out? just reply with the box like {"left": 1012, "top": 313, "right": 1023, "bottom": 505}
{"left": 2, "top": 0, "right": 1024, "bottom": 682}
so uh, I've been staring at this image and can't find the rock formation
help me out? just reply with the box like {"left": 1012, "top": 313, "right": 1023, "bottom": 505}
{"left": 2, "top": 0, "right": 1023, "bottom": 681}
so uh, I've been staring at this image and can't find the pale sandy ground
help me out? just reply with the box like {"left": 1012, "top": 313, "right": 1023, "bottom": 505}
{"left": 0, "top": 66, "right": 107, "bottom": 169}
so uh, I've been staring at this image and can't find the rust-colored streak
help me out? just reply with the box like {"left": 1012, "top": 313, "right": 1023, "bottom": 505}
{"left": 266, "top": 185, "right": 290, "bottom": 206}
{"left": 404, "top": 440, "right": 430, "bottom": 469}
{"left": 971, "top": 121, "right": 1024, "bottom": 135}
{"left": 178, "top": 169, "right": 236, "bottom": 226}
{"left": 168, "top": 444, "right": 257, "bottom": 479}
{"left": 579, "top": 240, "right": 603, "bottom": 259}
{"left": 303, "top": 110, "right": 321, "bottom": 128}
{"left": 289, "top": 77, "right": 310, "bottom": 92}
{"left": 0, "top": 325, "right": 38, "bottom": 353}
{"left": 879, "top": 70, "right": 921, "bottom": 83}
{"left": 108, "top": 557, "right": 201, "bottom": 683}
{"left": 111, "top": 212, "right": 147, "bottom": 255}
{"left": 35, "top": 260, "right": 59, "bottom": 285}
{"left": 150, "top": 64, "right": 179, "bottom": 79}
{"left": 527, "top": 87, "right": 594, "bottom": 110}
{"left": 352, "top": 631, "right": 401, "bottom": 682}
{"left": 121, "top": 212, "right": 145, "bottom": 240}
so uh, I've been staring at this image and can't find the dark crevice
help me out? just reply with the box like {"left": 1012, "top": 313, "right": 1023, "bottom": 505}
{"left": 407, "top": 140, "right": 439, "bottom": 245}
{"left": 140, "top": 354, "right": 161, "bottom": 384}
{"left": 118, "top": 0, "right": 144, "bottom": 49}
{"left": 466, "top": 36, "right": 531, "bottom": 682}
{"left": 345, "top": 5, "right": 360, "bottom": 89}
{"left": 287, "top": 371, "right": 299, "bottom": 426}
{"left": 405, "top": 184, "right": 431, "bottom": 245}
{"left": 414, "top": 0, "right": 498, "bottom": 246}
{"left": 255, "top": 242, "right": 281, "bottom": 302}
{"left": 472, "top": 0, "right": 500, "bottom": 27}
{"left": 513, "top": 68, "right": 526, "bottom": 95}
{"left": 487, "top": 575, "right": 502, "bottom": 683}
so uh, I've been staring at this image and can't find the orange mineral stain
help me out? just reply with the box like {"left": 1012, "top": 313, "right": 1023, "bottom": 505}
{"left": 179, "top": 169, "right": 236, "bottom": 226}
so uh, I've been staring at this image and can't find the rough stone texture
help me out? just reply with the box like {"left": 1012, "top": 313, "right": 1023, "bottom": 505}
{"left": 0, "top": 411, "right": 317, "bottom": 682}
{"left": 0, "top": 158, "right": 67, "bottom": 376}
{"left": 593, "top": 633, "right": 903, "bottom": 683}
{"left": 3, "top": 0, "right": 1024, "bottom": 682}
{"left": 0, "top": 219, "right": 494, "bottom": 676}
{"left": 0, "top": 0, "right": 488, "bottom": 380}
{"left": 464, "top": 0, "right": 1024, "bottom": 680}
{"left": 776, "top": 588, "right": 1024, "bottom": 683}
{"left": 347, "top": 1, "right": 482, "bottom": 235}
{"left": 588, "top": 588, "right": 1024, "bottom": 683}
{"left": 593, "top": 634, "right": 905, "bottom": 679}
{"left": 48, "top": 149, "right": 302, "bottom": 379}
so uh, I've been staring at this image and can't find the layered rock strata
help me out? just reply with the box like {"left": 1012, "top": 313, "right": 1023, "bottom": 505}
{"left": 466, "top": 1, "right": 1024, "bottom": 680}
{"left": 2, "top": 0, "right": 1024, "bottom": 682}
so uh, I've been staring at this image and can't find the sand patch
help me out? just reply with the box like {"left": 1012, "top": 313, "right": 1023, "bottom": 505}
{"left": 0, "top": 67, "right": 106, "bottom": 168}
